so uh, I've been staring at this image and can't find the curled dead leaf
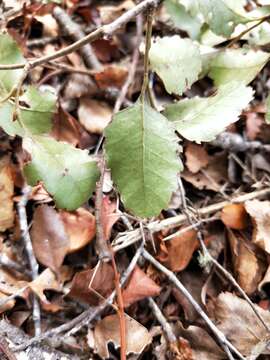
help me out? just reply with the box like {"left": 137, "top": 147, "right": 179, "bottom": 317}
{"left": 227, "top": 229, "right": 265, "bottom": 295}
{"left": 157, "top": 230, "right": 198, "bottom": 272}
{"left": 221, "top": 204, "right": 248, "bottom": 230}
{"left": 68, "top": 261, "right": 114, "bottom": 306}
{"left": 59, "top": 207, "right": 96, "bottom": 253}
{"left": 31, "top": 205, "right": 69, "bottom": 273}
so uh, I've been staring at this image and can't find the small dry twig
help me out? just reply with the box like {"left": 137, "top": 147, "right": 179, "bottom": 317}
{"left": 17, "top": 186, "right": 41, "bottom": 336}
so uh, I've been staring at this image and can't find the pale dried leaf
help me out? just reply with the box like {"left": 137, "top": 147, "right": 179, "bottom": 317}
{"left": 92, "top": 313, "right": 152, "bottom": 358}
{"left": 0, "top": 156, "right": 14, "bottom": 232}
{"left": 78, "top": 98, "right": 112, "bottom": 134}
{"left": 214, "top": 292, "right": 270, "bottom": 356}
{"left": 31, "top": 205, "right": 69, "bottom": 273}
{"left": 245, "top": 199, "right": 270, "bottom": 254}
{"left": 228, "top": 229, "right": 265, "bottom": 295}
{"left": 185, "top": 143, "right": 209, "bottom": 173}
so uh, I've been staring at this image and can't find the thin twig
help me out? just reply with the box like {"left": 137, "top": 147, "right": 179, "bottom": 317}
{"left": 227, "top": 15, "right": 270, "bottom": 48}
{"left": 0, "top": 0, "right": 162, "bottom": 71}
{"left": 0, "top": 253, "right": 31, "bottom": 278}
{"left": 111, "top": 248, "right": 126, "bottom": 360}
{"left": 17, "top": 186, "right": 41, "bottom": 336}
{"left": 52, "top": 6, "right": 101, "bottom": 70}
{"left": 148, "top": 297, "right": 176, "bottom": 343}
{"left": 95, "top": 158, "right": 111, "bottom": 261}
{"left": 140, "top": 7, "right": 154, "bottom": 103}
{"left": 178, "top": 177, "right": 270, "bottom": 334}
{"left": 142, "top": 249, "right": 244, "bottom": 360}
{"left": 112, "top": 188, "right": 270, "bottom": 252}
{"left": 13, "top": 242, "right": 144, "bottom": 351}
{"left": 114, "top": 14, "right": 143, "bottom": 113}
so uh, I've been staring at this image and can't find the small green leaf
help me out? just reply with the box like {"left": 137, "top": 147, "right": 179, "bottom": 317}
{"left": 24, "top": 136, "right": 99, "bottom": 210}
{"left": 209, "top": 48, "right": 269, "bottom": 86}
{"left": 164, "top": 82, "right": 253, "bottom": 142}
{"left": 164, "top": 0, "right": 202, "bottom": 39}
{"left": 149, "top": 36, "right": 202, "bottom": 95}
{"left": 0, "top": 34, "right": 25, "bottom": 93}
{"left": 266, "top": 93, "right": 270, "bottom": 124}
{"left": 0, "top": 86, "right": 56, "bottom": 136}
{"left": 105, "top": 101, "right": 181, "bottom": 218}
{"left": 197, "top": 0, "right": 250, "bottom": 37}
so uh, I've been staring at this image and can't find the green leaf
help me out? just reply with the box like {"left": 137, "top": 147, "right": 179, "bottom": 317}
{"left": 24, "top": 136, "right": 99, "bottom": 210}
{"left": 197, "top": 0, "right": 250, "bottom": 37}
{"left": 105, "top": 101, "right": 181, "bottom": 218}
{"left": 149, "top": 36, "right": 202, "bottom": 95}
{"left": 0, "top": 86, "right": 56, "bottom": 136}
{"left": 209, "top": 48, "right": 269, "bottom": 86}
{"left": 164, "top": 82, "right": 253, "bottom": 142}
{"left": 0, "top": 34, "right": 25, "bottom": 93}
{"left": 266, "top": 93, "right": 270, "bottom": 124}
{"left": 164, "top": 0, "right": 202, "bottom": 39}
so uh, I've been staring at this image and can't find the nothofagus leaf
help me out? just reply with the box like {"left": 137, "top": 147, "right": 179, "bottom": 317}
{"left": 149, "top": 36, "right": 202, "bottom": 95}
{"left": 23, "top": 135, "right": 99, "bottom": 210}
{"left": 105, "top": 100, "right": 181, "bottom": 217}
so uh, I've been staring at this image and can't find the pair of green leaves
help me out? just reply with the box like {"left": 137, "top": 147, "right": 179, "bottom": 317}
{"left": 0, "top": 34, "right": 99, "bottom": 211}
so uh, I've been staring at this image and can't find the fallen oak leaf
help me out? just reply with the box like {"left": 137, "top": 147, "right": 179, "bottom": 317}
{"left": 90, "top": 313, "right": 152, "bottom": 358}
{"left": 122, "top": 266, "right": 161, "bottom": 307}
{"left": 214, "top": 292, "right": 270, "bottom": 357}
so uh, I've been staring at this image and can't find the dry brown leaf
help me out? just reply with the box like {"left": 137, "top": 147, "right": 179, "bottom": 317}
{"left": 94, "top": 65, "right": 128, "bottom": 90}
{"left": 91, "top": 313, "right": 152, "bottom": 358}
{"left": 185, "top": 143, "right": 209, "bottom": 174}
{"left": 29, "top": 268, "right": 63, "bottom": 303}
{"left": 98, "top": 0, "right": 135, "bottom": 24}
{"left": 182, "top": 152, "right": 227, "bottom": 191}
{"left": 158, "top": 230, "right": 198, "bottom": 272}
{"left": 51, "top": 106, "right": 82, "bottom": 147}
{"left": 228, "top": 229, "right": 265, "bottom": 295}
{"left": 0, "top": 156, "right": 14, "bottom": 232}
{"left": 68, "top": 262, "right": 114, "bottom": 306}
{"left": 177, "top": 324, "right": 224, "bottom": 360}
{"left": 122, "top": 266, "right": 161, "bottom": 307}
{"left": 78, "top": 98, "right": 112, "bottom": 134}
{"left": 245, "top": 109, "right": 264, "bottom": 141}
{"left": 214, "top": 292, "right": 270, "bottom": 357}
{"left": 245, "top": 199, "right": 270, "bottom": 254}
{"left": 59, "top": 208, "right": 96, "bottom": 253}
{"left": 221, "top": 204, "right": 248, "bottom": 230}
{"left": 101, "top": 196, "right": 120, "bottom": 241}
{"left": 31, "top": 205, "right": 69, "bottom": 273}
